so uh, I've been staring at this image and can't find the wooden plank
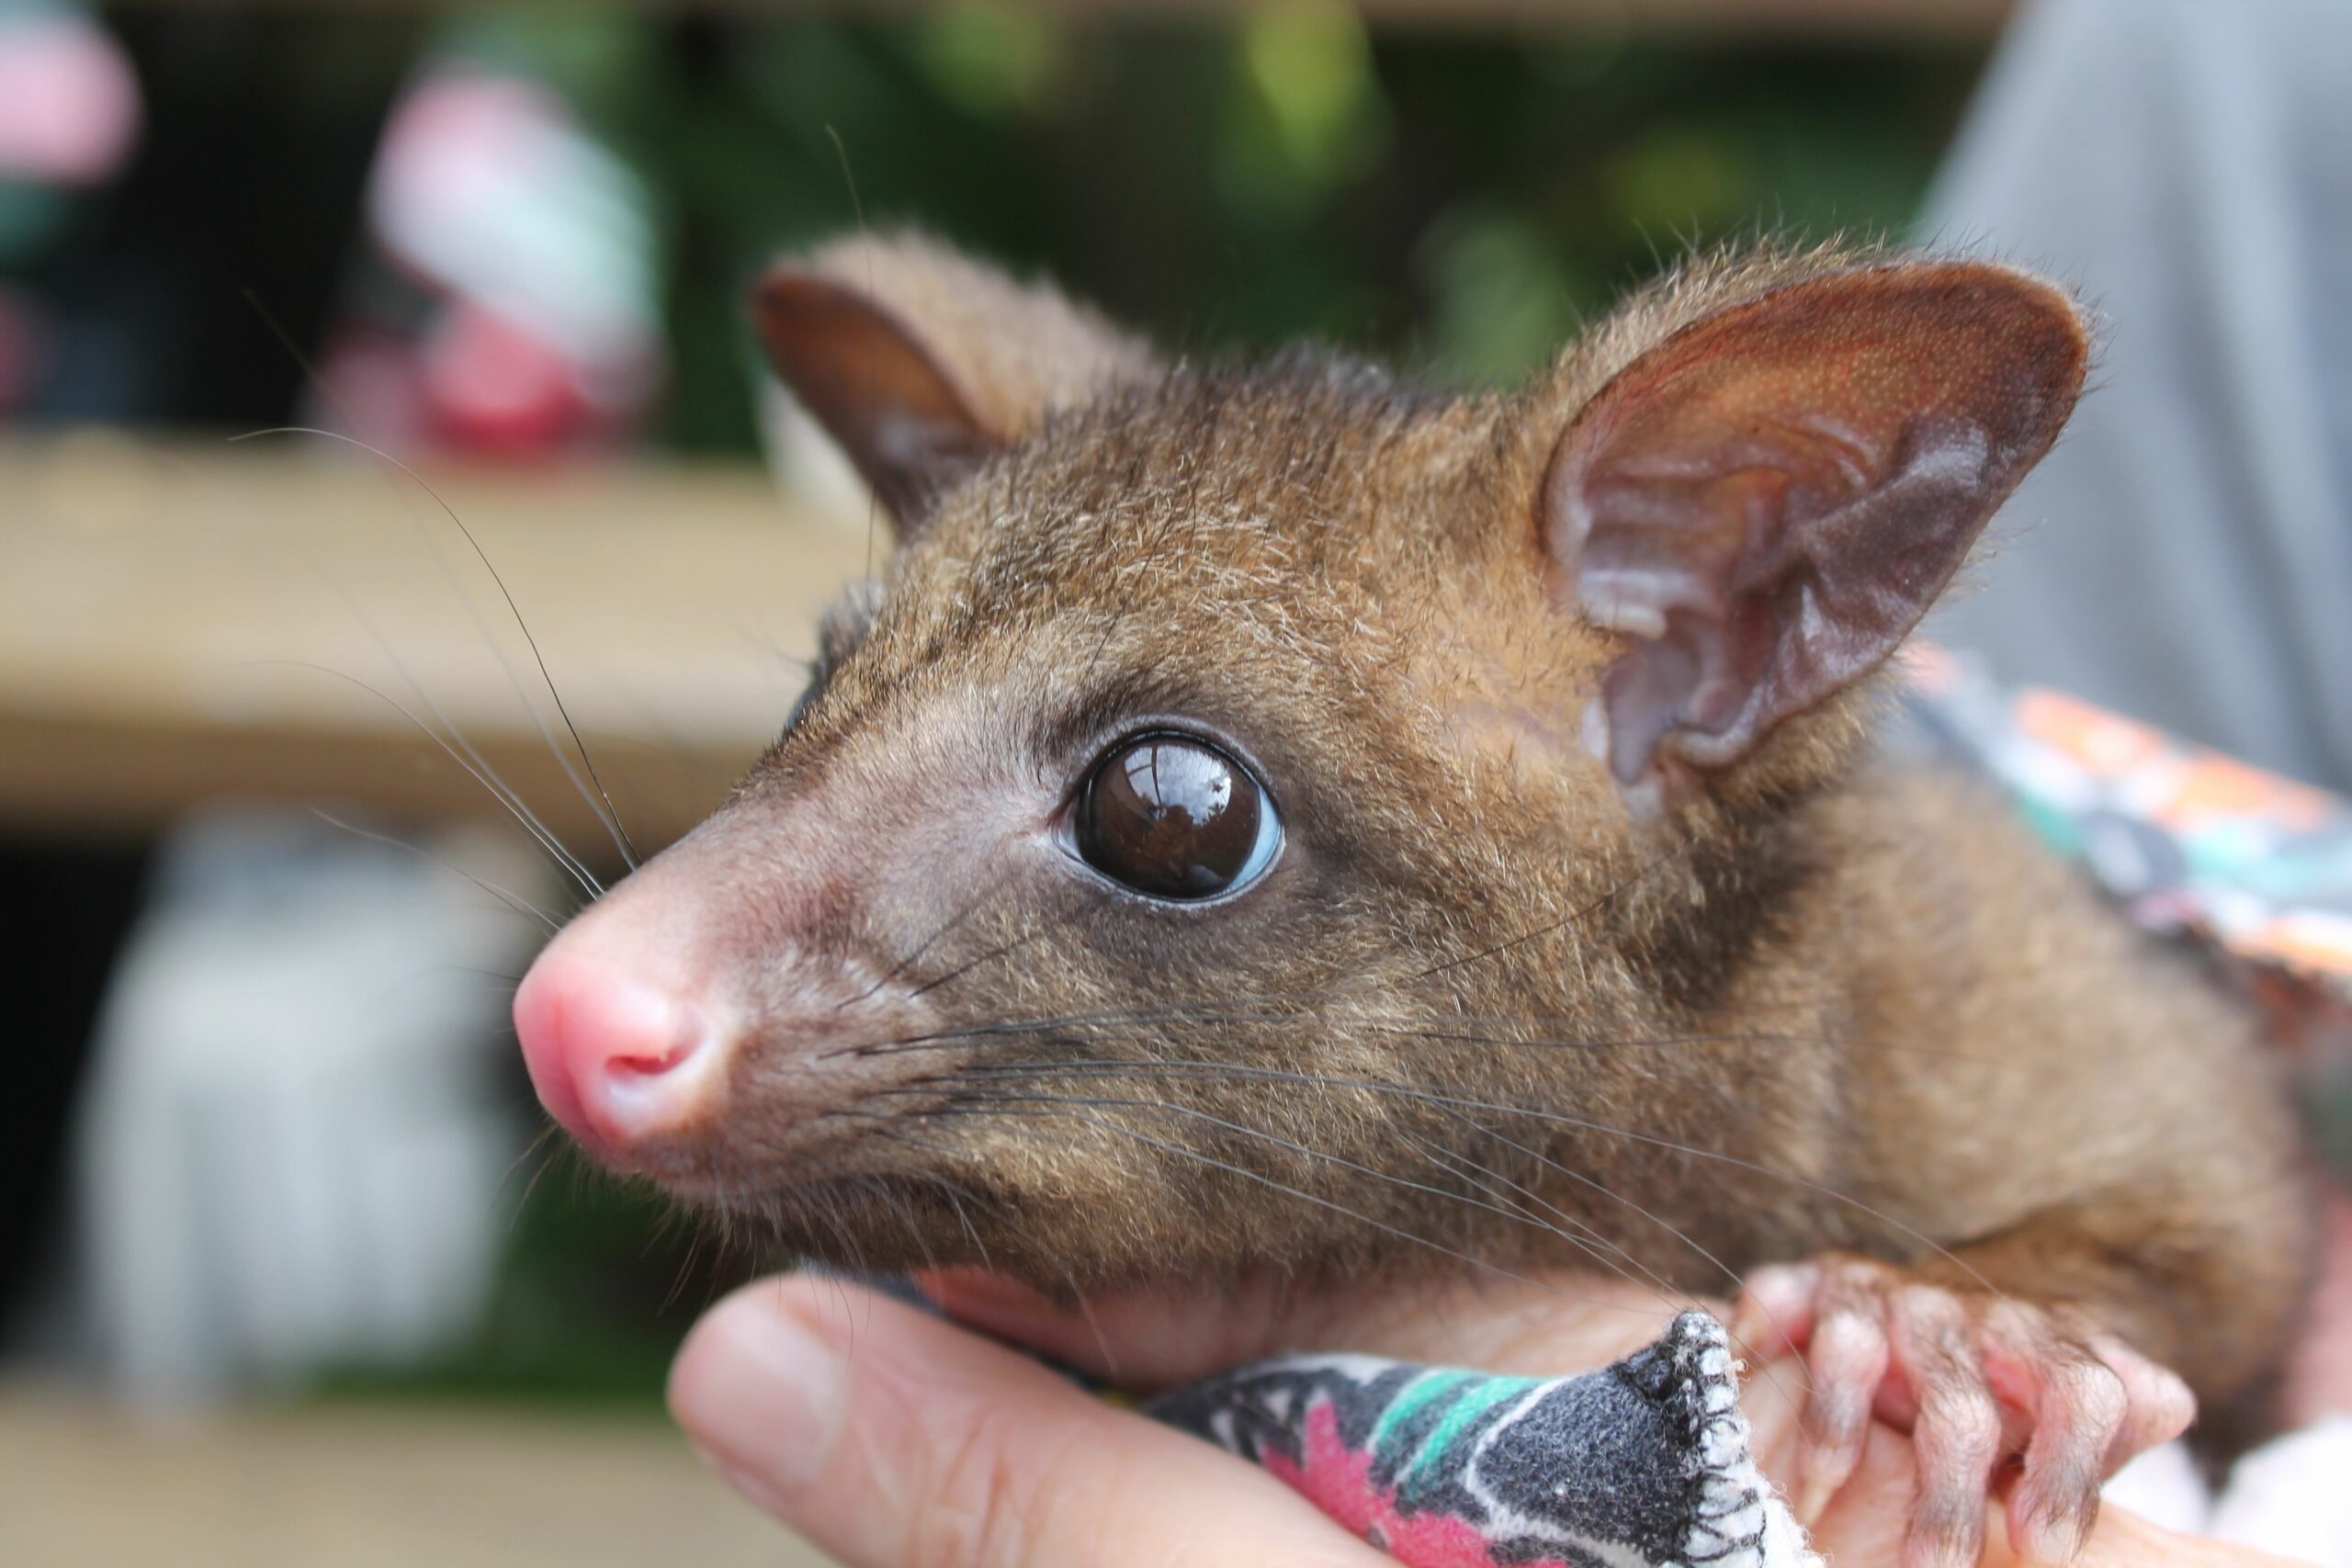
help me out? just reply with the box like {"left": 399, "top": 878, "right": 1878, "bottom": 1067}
{"left": 0, "top": 1389, "right": 833, "bottom": 1568}
{"left": 108, "top": 0, "right": 2014, "bottom": 38}
{"left": 0, "top": 432, "right": 875, "bottom": 855}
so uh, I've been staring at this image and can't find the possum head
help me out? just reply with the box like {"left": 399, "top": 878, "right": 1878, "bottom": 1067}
{"left": 514, "top": 231, "right": 2086, "bottom": 1289}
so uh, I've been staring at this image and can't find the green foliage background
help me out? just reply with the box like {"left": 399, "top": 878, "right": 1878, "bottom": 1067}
{"left": 457, "top": 5, "right": 1983, "bottom": 456}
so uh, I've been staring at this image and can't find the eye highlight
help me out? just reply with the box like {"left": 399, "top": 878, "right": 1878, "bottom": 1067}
{"left": 1072, "top": 734, "right": 1281, "bottom": 901}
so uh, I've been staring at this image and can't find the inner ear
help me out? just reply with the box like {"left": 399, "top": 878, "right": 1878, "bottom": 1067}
{"left": 1543, "top": 262, "right": 2087, "bottom": 806}
{"left": 752, "top": 235, "right": 1156, "bottom": 538}
{"left": 752, "top": 271, "right": 998, "bottom": 526}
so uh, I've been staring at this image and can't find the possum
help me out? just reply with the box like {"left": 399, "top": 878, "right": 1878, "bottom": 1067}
{"left": 509, "top": 231, "right": 2314, "bottom": 1567}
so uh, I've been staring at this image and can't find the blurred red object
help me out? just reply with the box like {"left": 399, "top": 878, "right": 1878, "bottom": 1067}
{"left": 424, "top": 302, "right": 594, "bottom": 457}
{"left": 311, "top": 63, "right": 661, "bottom": 462}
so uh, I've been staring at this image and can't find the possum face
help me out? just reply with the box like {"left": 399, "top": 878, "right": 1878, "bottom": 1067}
{"left": 512, "top": 232, "right": 2085, "bottom": 1289}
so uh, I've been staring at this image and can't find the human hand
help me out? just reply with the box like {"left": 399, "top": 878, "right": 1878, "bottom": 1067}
{"left": 668, "top": 1269, "right": 2306, "bottom": 1568}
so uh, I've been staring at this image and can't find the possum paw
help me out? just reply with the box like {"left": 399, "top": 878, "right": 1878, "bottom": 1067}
{"left": 1732, "top": 1255, "right": 2195, "bottom": 1567}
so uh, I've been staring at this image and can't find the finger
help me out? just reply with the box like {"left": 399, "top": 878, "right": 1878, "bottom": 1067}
{"left": 1798, "top": 1269, "right": 1894, "bottom": 1527}
{"left": 1732, "top": 1261, "right": 1824, "bottom": 1360}
{"left": 2087, "top": 1332, "right": 2197, "bottom": 1468}
{"left": 1982, "top": 1304, "right": 2124, "bottom": 1564}
{"left": 669, "top": 1274, "right": 1389, "bottom": 1568}
{"left": 1894, "top": 1286, "right": 2003, "bottom": 1568}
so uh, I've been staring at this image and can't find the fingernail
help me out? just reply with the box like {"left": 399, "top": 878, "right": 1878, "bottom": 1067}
{"left": 674, "top": 1294, "right": 848, "bottom": 1494}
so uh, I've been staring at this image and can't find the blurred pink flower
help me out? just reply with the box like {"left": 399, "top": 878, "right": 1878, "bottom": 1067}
{"left": 0, "top": 14, "right": 140, "bottom": 186}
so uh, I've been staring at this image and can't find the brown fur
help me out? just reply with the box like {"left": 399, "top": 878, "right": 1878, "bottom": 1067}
{"left": 594, "top": 232, "right": 2313, "bottom": 1422}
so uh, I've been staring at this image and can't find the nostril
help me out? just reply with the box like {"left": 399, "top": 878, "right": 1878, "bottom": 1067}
{"left": 607, "top": 1039, "right": 698, "bottom": 1077}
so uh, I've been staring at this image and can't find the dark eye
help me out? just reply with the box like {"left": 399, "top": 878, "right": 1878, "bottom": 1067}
{"left": 1073, "top": 735, "right": 1282, "bottom": 901}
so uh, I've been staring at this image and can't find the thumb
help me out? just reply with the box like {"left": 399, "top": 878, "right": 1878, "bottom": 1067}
{"left": 668, "top": 1274, "right": 1389, "bottom": 1568}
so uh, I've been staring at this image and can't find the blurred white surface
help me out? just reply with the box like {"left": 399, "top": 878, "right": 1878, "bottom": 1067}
{"left": 74, "top": 809, "right": 558, "bottom": 1401}
{"left": 2209, "top": 1416, "right": 2352, "bottom": 1568}
{"left": 2103, "top": 1424, "right": 2352, "bottom": 1566}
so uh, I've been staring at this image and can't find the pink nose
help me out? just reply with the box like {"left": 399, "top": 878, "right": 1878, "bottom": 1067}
{"left": 513, "top": 947, "right": 727, "bottom": 1152}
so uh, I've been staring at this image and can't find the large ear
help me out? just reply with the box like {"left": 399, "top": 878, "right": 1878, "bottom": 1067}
{"left": 1544, "top": 261, "right": 2087, "bottom": 806}
{"left": 752, "top": 232, "right": 1154, "bottom": 532}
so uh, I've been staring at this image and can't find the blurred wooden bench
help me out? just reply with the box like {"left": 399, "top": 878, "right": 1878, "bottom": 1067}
{"left": 0, "top": 1388, "right": 831, "bottom": 1568}
{"left": 0, "top": 431, "right": 873, "bottom": 859}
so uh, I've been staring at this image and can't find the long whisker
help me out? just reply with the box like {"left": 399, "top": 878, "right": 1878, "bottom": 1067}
{"left": 1395, "top": 1110, "right": 1810, "bottom": 1402}
{"left": 1386, "top": 1122, "right": 1804, "bottom": 1402}
{"left": 238, "top": 658, "right": 603, "bottom": 899}
{"left": 322, "top": 572, "right": 612, "bottom": 892}
{"left": 946, "top": 1062, "right": 1766, "bottom": 1311}
{"left": 922, "top": 1100, "right": 1593, "bottom": 1309}
{"left": 308, "top": 807, "right": 561, "bottom": 932}
{"left": 942, "top": 1055, "right": 2001, "bottom": 1301}
{"left": 1049, "top": 1089, "right": 1712, "bottom": 1323}
{"left": 904, "top": 900, "right": 1100, "bottom": 1000}
{"left": 840, "top": 877, "right": 1012, "bottom": 1012}
{"left": 844, "top": 1010, "right": 1905, "bottom": 1065}
{"left": 909, "top": 1085, "right": 1641, "bottom": 1285}
{"left": 1396, "top": 1126, "right": 1675, "bottom": 1298}
{"left": 233, "top": 425, "right": 641, "bottom": 871}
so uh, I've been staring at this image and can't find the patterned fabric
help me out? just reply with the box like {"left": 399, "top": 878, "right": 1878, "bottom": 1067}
{"left": 1905, "top": 643, "right": 2352, "bottom": 1008}
{"left": 1148, "top": 1310, "right": 1817, "bottom": 1568}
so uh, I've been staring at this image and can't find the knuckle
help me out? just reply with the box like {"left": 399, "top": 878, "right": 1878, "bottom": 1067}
{"left": 1816, "top": 1258, "right": 1885, "bottom": 1312}
{"left": 1894, "top": 1282, "right": 1963, "bottom": 1331}
{"left": 1921, "top": 1379, "right": 2003, "bottom": 1464}
{"left": 1815, "top": 1307, "right": 1890, "bottom": 1364}
{"left": 2060, "top": 1359, "right": 2130, "bottom": 1436}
